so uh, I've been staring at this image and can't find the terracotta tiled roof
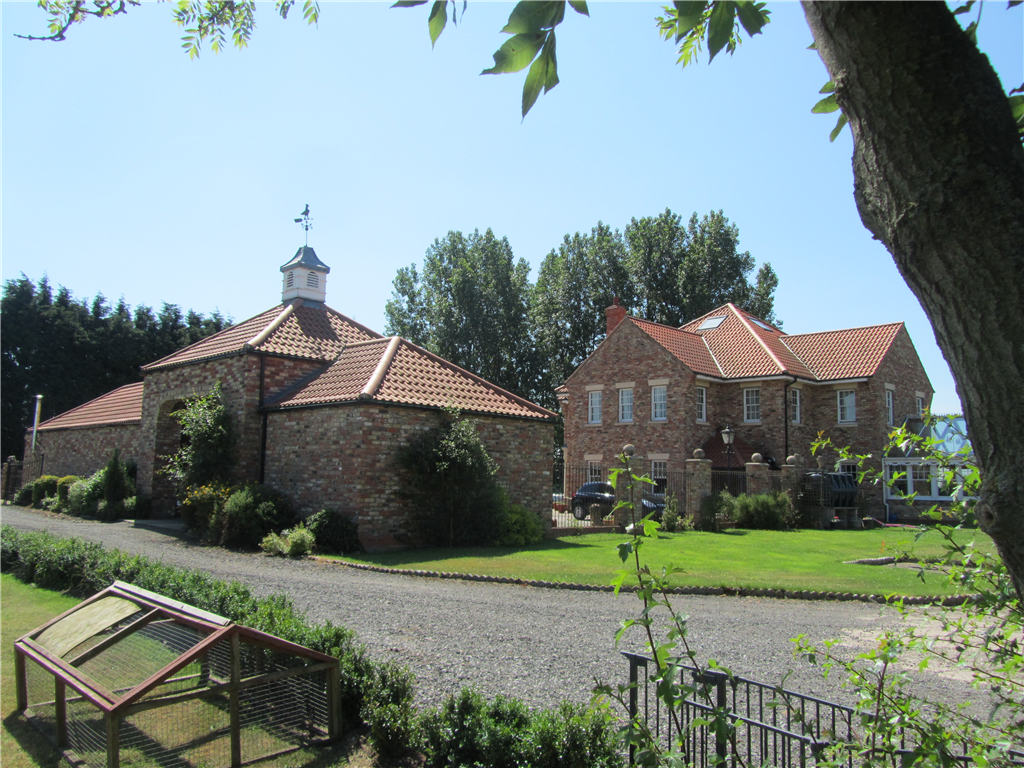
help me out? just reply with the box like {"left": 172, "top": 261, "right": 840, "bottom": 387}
{"left": 629, "top": 318, "right": 721, "bottom": 377}
{"left": 269, "top": 337, "right": 556, "bottom": 421}
{"left": 620, "top": 303, "right": 900, "bottom": 382}
{"left": 142, "top": 302, "right": 381, "bottom": 371}
{"left": 782, "top": 323, "right": 903, "bottom": 380}
{"left": 35, "top": 383, "right": 144, "bottom": 431}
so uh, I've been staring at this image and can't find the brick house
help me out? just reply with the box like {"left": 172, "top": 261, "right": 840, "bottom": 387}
{"left": 25, "top": 246, "right": 556, "bottom": 548}
{"left": 557, "top": 300, "right": 933, "bottom": 514}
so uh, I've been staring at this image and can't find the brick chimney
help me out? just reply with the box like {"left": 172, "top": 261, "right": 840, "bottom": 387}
{"left": 606, "top": 296, "right": 627, "bottom": 336}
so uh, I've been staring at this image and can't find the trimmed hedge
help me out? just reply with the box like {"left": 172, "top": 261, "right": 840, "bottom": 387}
{"left": 32, "top": 475, "right": 59, "bottom": 507}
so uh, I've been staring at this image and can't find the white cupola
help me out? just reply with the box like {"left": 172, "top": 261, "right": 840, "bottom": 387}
{"left": 280, "top": 246, "right": 330, "bottom": 305}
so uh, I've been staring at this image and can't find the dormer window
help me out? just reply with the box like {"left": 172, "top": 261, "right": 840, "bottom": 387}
{"left": 286, "top": 271, "right": 295, "bottom": 288}
{"left": 307, "top": 272, "right": 319, "bottom": 289}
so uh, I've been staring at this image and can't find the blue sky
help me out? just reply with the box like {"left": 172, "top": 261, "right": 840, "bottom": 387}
{"left": 3, "top": 2, "right": 1021, "bottom": 414}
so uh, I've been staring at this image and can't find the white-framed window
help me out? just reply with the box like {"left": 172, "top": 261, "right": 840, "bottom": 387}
{"left": 839, "top": 461, "right": 859, "bottom": 478}
{"left": 587, "top": 461, "right": 603, "bottom": 483}
{"left": 588, "top": 390, "right": 602, "bottom": 423}
{"left": 651, "top": 386, "right": 667, "bottom": 421}
{"left": 837, "top": 389, "right": 856, "bottom": 423}
{"left": 695, "top": 386, "right": 707, "bottom": 422}
{"left": 916, "top": 397, "right": 925, "bottom": 417}
{"left": 651, "top": 460, "right": 667, "bottom": 494}
{"left": 619, "top": 388, "right": 634, "bottom": 422}
{"left": 886, "top": 389, "right": 895, "bottom": 426}
{"left": 790, "top": 388, "right": 801, "bottom": 424}
{"left": 744, "top": 388, "right": 761, "bottom": 422}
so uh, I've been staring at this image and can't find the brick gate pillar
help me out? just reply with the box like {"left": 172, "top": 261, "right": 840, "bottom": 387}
{"left": 780, "top": 454, "right": 803, "bottom": 497}
{"left": 745, "top": 454, "right": 770, "bottom": 496}
{"left": 686, "top": 450, "right": 712, "bottom": 525}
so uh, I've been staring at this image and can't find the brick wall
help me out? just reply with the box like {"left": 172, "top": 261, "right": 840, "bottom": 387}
{"left": 137, "top": 354, "right": 264, "bottom": 514}
{"left": 23, "top": 422, "right": 142, "bottom": 482}
{"left": 263, "top": 403, "right": 553, "bottom": 550}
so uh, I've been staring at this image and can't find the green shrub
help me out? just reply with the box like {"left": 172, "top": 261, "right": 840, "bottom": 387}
{"left": 57, "top": 476, "right": 81, "bottom": 506}
{"left": 661, "top": 493, "right": 681, "bottom": 532}
{"left": 397, "top": 407, "right": 506, "bottom": 547}
{"left": 730, "top": 491, "right": 798, "bottom": 530}
{"left": 102, "top": 448, "right": 134, "bottom": 506}
{"left": 260, "top": 532, "right": 287, "bottom": 556}
{"left": 180, "top": 483, "right": 234, "bottom": 535}
{"left": 14, "top": 483, "right": 34, "bottom": 507}
{"left": 261, "top": 525, "right": 315, "bottom": 557}
{"left": 161, "top": 383, "right": 236, "bottom": 496}
{"left": 696, "top": 491, "right": 726, "bottom": 532}
{"left": 363, "top": 661, "right": 418, "bottom": 757}
{"left": 306, "top": 509, "right": 363, "bottom": 554}
{"left": 96, "top": 498, "right": 125, "bottom": 522}
{"left": 212, "top": 484, "right": 294, "bottom": 548}
{"left": 493, "top": 503, "right": 545, "bottom": 547}
{"left": 420, "top": 688, "right": 621, "bottom": 768}
{"left": 67, "top": 470, "right": 105, "bottom": 517}
{"left": 32, "top": 475, "right": 59, "bottom": 507}
{"left": 129, "top": 495, "right": 152, "bottom": 520}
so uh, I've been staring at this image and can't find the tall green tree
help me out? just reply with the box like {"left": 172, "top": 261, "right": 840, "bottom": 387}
{"left": 624, "top": 209, "right": 780, "bottom": 328}
{"left": 385, "top": 228, "right": 540, "bottom": 402}
{"left": 0, "top": 276, "right": 230, "bottom": 462}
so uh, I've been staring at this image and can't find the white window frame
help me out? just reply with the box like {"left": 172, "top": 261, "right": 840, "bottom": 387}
{"left": 744, "top": 388, "right": 761, "bottom": 422}
{"left": 619, "top": 388, "right": 634, "bottom": 422}
{"left": 837, "top": 389, "right": 856, "bottom": 423}
{"left": 916, "top": 397, "right": 925, "bottom": 417}
{"left": 839, "top": 461, "right": 859, "bottom": 478}
{"left": 651, "top": 385, "right": 667, "bottom": 421}
{"left": 587, "top": 461, "right": 603, "bottom": 483}
{"left": 695, "top": 386, "right": 707, "bottom": 422}
{"left": 790, "top": 388, "right": 801, "bottom": 424}
{"left": 886, "top": 389, "right": 895, "bottom": 426}
{"left": 588, "top": 390, "right": 602, "bottom": 424}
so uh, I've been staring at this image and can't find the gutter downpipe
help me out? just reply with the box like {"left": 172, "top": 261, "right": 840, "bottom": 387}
{"left": 258, "top": 355, "right": 268, "bottom": 485}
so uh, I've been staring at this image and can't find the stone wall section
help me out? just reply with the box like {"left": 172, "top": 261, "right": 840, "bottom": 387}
{"left": 23, "top": 422, "right": 142, "bottom": 481}
{"left": 264, "top": 404, "right": 553, "bottom": 549}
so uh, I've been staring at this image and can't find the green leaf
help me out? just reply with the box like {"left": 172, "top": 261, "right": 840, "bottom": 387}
{"left": 951, "top": 1, "right": 976, "bottom": 15}
{"left": 829, "top": 112, "right": 848, "bottom": 142}
{"left": 806, "top": 40, "right": 817, "bottom": 49}
{"left": 672, "top": 0, "right": 708, "bottom": 36}
{"left": 501, "top": 0, "right": 563, "bottom": 34}
{"left": 706, "top": 1, "right": 735, "bottom": 63}
{"left": 568, "top": 0, "right": 589, "bottom": 16}
{"left": 391, "top": 1, "right": 429, "bottom": 6}
{"left": 734, "top": 0, "right": 768, "bottom": 36}
{"left": 428, "top": 0, "right": 447, "bottom": 47}
{"left": 616, "top": 540, "right": 634, "bottom": 563}
{"left": 812, "top": 93, "right": 840, "bottom": 113}
{"left": 819, "top": 80, "right": 835, "bottom": 94}
{"left": 521, "top": 31, "right": 558, "bottom": 117}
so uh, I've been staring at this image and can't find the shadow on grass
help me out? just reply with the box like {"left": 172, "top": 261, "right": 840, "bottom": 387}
{"left": 336, "top": 537, "right": 593, "bottom": 567}
{"left": 3, "top": 711, "right": 67, "bottom": 768}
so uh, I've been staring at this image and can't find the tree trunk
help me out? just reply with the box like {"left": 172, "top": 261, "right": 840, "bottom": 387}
{"left": 802, "top": 2, "right": 1024, "bottom": 601}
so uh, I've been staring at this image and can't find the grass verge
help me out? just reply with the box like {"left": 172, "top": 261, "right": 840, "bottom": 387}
{"left": 330, "top": 527, "right": 993, "bottom": 596}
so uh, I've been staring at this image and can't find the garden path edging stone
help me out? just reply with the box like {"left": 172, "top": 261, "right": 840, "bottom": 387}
{"left": 315, "top": 556, "right": 974, "bottom": 606}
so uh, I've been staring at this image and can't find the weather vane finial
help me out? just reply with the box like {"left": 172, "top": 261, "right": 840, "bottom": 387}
{"left": 293, "top": 204, "right": 312, "bottom": 246}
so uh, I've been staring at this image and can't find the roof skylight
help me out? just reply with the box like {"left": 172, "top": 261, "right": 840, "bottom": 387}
{"left": 750, "top": 318, "right": 774, "bottom": 331}
{"left": 697, "top": 316, "right": 726, "bottom": 330}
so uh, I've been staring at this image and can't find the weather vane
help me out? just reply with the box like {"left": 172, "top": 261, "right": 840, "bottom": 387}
{"left": 294, "top": 204, "right": 312, "bottom": 246}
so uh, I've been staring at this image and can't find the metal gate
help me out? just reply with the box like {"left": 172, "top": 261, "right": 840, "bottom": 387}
{"left": 2, "top": 458, "right": 24, "bottom": 503}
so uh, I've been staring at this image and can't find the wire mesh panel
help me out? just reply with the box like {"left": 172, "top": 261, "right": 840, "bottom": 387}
{"left": 239, "top": 670, "right": 330, "bottom": 763}
{"left": 121, "top": 692, "right": 233, "bottom": 768}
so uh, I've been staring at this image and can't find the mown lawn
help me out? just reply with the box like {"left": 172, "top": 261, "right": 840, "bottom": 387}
{"left": 332, "top": 527, "right": 994, "bottom": 596}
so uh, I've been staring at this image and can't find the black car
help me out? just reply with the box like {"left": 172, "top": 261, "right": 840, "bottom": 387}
{"left": 569, "top": 482, "right": 666, "bottom": 521}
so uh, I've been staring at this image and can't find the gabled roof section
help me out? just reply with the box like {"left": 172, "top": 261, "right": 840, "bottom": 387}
{"left": 35, "top": 383, "right": 144, "bottom": 431}
{"left": 782, "top": 323, "right": 903, "bottom": 380}
{"left": 628, "top": 318, "right": 721, "bottom": 377}
{"left": 268, "top": 337, "right": 556, "bottom": 421}
{"left": 609, "top": 304, "right": 903, "bottom": 383}
{"left": 142, "top": 302, "right": 381, "bottom": 372}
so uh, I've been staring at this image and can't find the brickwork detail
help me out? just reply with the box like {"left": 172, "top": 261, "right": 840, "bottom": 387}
{"left": 263, "top": 404, "right": 553, "bottom": 549}
{"left": 23, "top": 423, "right": 142, "bottom": 482}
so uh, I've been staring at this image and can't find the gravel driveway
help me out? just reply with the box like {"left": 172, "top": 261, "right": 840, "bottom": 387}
{"left": 1, "top": 506, "right": 975, "bottom": 711}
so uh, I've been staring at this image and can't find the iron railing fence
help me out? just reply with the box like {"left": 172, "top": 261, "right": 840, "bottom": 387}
{"left": 711, "top": 470, "right": 747, "bottom": 497}
{"left": 2, "top": 458, "right": 24, "bottom": 503}
{"left": 621, "top": 652, "right": 1024, "bottom": 768}
{"left": 552, "top": 463, "right": 686, "bottom": 528}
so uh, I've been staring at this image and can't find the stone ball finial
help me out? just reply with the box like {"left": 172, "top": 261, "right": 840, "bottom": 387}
{"left": 693, "top": 448, "right": 705, "bottom": 459}
{"left": 751, "top": 452, "right": 763, "bottom": 463}
{"left": 623, "top": 444, "right": 636, "bottom": 457}
{"left": 816, "top": 455, "right": 826, "bottom": 469}
{"left": 786, "top": 455, "right": 799, "bottom": 466}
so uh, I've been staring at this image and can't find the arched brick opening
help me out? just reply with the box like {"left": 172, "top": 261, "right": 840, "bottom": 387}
{"left": 152, "top": 399, "right": 185, "bottom": 514}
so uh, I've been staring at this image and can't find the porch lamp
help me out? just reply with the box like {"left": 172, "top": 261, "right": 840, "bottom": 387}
{"left": 721, "top": 425, "right": 735, "bottom": 474}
